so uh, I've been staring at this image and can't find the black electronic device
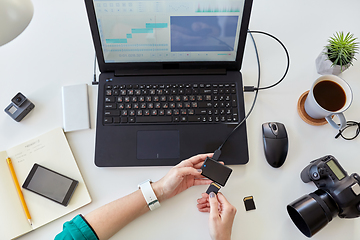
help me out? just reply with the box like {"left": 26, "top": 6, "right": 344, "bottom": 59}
{"left": 201, "top": 157, "right": 232, "bottom": 187}
{"left": 262, "top": 122, "right": 288, "bottom": 168}
{"left": 22, "top": 164, "right": 78, "bottom": 206}
{"left": 206, "top": 182, "right": 221, "bottom": 195}
{"left": 243, "top": 196, "right": 256, "bottom": 211}
{"left": 4, "top": 92, "right": 35, "bottom": 122}
{"left": 287, "top": 155, "right": 360, "bottom": 238}
{"left": 84, "top": 0, "right": 253, "bottom": 167}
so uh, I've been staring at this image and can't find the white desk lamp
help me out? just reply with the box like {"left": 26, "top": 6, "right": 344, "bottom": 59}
{"left": 0, "top": 0, "right": 34, "bottom": 46}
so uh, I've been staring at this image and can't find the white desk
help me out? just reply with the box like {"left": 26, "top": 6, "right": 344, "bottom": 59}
{"left": 1, "top": 0, "right": 360, "bottom": 239}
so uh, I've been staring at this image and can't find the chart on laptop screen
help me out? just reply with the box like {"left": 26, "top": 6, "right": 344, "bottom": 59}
{"left": 93, "top": 0, "right": 245, "bottom": 63}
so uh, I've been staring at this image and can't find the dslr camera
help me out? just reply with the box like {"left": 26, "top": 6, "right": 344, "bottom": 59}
{"left": 287, "top": 155, "right": 360, "bottom": 238}
{"left": 4, "top": 92, "right": 35, "bottom": 122}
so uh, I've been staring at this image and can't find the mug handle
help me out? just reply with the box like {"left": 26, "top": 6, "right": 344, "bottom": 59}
{"left": 325, "top": 113, "right": 346, "bottom": 130}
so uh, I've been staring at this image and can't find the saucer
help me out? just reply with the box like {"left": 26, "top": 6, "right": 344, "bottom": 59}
{"left": 297, "top": 91, "right": 328, "bottom": 126}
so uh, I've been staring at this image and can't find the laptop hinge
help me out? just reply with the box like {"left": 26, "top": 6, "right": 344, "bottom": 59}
{"left": 114, "top": 69, "right": 227, "bottom": 77}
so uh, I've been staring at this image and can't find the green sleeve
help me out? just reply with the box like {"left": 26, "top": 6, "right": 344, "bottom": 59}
{"left": 54, "top": 214, "right": 99, "bottom": 240}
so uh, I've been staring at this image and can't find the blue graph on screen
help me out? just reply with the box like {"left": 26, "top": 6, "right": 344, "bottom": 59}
{"left": 105, "top": 22, "right": 168, "bottom": 44}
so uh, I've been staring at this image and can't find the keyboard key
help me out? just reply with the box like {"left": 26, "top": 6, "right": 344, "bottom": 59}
{"left": 199, "top": 102, "right": 212, "bottom": 108}
{"left": 188, "top": 116, "right": 201, "bottom": 122}
{"left": 104, "top": 117, "right": 113, "bottom": 123}
{"left": 105, "top": 103, "right": 116, "bottom": 109}
{"left": 195, "top": 109, "right": 207, "bottom": 115}
{"left": 136, "top": 116, "right": 172, "bottom": 123}
{"left": 232, "top": 95, "right": 237, "bottom": 107}
{"left": 121, "top": 117, "right": 128, "bottom": 123}
{"left": 105, "top": 96, "right": 115, "bottom": 103}
{"left": 200, "top": 89, "right": 212, "bottom": 94}
{"left": 113, "top": 117, "right": 120, "bottom": 123}
{"left": 105, "top": 110, "right": 120, "bottom": 116}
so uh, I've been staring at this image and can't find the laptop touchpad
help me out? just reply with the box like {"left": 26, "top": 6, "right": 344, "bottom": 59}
{"left": 137, "top": 130, "right": 180, "bottom": 159}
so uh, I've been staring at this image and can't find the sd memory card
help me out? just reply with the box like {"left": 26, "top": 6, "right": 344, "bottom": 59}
{"left": 243, "top": 196, "right": 256, "bottom": 211}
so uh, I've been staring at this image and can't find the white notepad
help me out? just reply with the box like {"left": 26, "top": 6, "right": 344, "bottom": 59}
{"left": 0, "top": 128, "right": 92, "bottom": 239}
{"left": 62, "top": 84, "right": 90, "bottom": 132}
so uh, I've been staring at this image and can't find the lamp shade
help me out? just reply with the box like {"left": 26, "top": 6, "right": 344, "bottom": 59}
{"left": 0, "top": 0, "right": 34, "bottom": 46}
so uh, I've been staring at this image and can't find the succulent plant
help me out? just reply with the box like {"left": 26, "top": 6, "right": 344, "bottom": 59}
{"left": 325, "top": 32, "right": 359, "bottom": 71}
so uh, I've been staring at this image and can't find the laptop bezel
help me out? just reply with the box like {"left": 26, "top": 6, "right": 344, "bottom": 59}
{"left": 84, "top": 0, "right": 253, "bottom": 73}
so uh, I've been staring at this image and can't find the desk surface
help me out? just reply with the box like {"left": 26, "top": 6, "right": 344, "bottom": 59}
{"left": 1, "top": 0, "right": 360, "bottom": 239}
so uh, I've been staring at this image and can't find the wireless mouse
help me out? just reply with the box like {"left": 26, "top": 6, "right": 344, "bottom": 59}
{"left": 262, "top": 122, "right": 288, "bottom": 168}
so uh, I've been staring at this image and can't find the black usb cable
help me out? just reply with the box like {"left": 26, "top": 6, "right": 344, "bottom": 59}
{"left": 213, "top": 30, "right": 290, "bottom": 161}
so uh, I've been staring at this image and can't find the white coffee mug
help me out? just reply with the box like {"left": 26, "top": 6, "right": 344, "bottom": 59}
{"left": 304, "top": 75, "right": 352, "bottom": 130}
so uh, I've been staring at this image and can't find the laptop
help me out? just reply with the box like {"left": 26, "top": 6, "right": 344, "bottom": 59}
{"left": 84, "top": 0, "right": 253, "bottom": 167}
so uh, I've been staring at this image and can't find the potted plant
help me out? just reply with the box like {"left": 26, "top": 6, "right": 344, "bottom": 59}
{"left": 316, "top": 31, "right": 359, "bottom": 75}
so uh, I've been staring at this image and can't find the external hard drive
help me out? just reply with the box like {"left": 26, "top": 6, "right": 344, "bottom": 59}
{"left": 62, "top": 84, "right": 90, "bottom": 132}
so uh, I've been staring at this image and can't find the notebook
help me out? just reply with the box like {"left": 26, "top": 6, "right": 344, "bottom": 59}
{"left": 0, "top": 128, "right": 91, "bottom": 239}
{"left": 84, "top": 0, "right": 253, "bottom": 166}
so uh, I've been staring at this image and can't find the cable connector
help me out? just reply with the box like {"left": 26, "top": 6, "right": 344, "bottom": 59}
{"left": 92, "top": 74, "right": 98, "bottom": 85}
{"left": 212, "top": 149, "right": 222, "bottom": 161}
{"left": 244, "top": 86, "right": 256, "bottom": 92}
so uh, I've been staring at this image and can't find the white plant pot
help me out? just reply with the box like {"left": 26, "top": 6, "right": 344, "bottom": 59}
{"left": 315, "top": 48, "right": 350, "bottom": 75}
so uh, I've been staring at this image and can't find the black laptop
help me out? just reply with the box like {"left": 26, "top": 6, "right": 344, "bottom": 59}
{"left": 84, "top": 0, "right": 253, "bottom": 167}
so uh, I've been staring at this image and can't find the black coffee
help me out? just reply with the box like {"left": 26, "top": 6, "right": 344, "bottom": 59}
{"left": 313, "top": 80, "right": 346, "bottom": 112}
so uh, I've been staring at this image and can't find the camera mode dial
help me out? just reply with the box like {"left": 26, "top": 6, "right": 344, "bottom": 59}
{"left": 310, "top": 165, "right": 320, "bottom": 181}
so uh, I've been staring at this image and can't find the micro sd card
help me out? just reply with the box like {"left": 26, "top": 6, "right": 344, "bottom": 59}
{"left": 206, "top": 182, "right": 221, "bottom": 194}
{"left": 243, "top": 196, "right": 256, "bottom": 211}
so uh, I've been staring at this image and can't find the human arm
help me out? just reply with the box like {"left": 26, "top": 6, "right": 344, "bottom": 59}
{"left": 80, "top": 153, "right": 213, "bottom": 240}
{"left": 197, "top": 192, "right": 237, "bottom": 240}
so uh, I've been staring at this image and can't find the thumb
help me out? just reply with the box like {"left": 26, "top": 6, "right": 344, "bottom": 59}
{"left": 209, "top": 192, "right": 219, "bottom": 219}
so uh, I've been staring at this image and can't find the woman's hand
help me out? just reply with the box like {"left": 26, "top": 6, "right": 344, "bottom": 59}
{"left": 152, "top": 153, "right": 213, "bottom": 202}
{"left": 197, "top": 192, "right": 237, "bottom": 240}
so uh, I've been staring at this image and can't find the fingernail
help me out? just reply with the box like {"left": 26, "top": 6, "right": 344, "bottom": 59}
{"left": 209, "top": 192, "right": 215, "bottom": 198}
{"left": 197, "top": 169, "right": 202, "bottom": 173}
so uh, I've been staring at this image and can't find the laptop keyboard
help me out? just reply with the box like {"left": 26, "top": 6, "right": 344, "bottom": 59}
{"left": 103, "top": 83, "right": 239, "bottom": 124}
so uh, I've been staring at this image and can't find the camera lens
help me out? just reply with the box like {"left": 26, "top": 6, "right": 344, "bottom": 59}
{"left": 16, "top": 97, "right": 22, "bottom": 102}
{"left": 287, "top": 189, "right": 338, "bottom": 237}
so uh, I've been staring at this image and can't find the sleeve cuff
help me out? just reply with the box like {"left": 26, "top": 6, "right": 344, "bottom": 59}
{"left": 60, "top": 214, "right": 99, "bottom": 240}
{"left": 79, "top": 214, "right": 100, "bottom": 240}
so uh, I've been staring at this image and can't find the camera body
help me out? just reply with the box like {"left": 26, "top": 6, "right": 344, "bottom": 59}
{"left": 287, "top": 155, "right": 360, "bottom": 237}
{"left": 300, "top": 155, "right": 360, "bottom": 218}
{"left": 4, "top": 92, "right": 35, "bottom": 122}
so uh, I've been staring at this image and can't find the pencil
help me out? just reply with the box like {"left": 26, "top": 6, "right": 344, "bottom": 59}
{"left": 6, "top": 158, "right": 32, "bottom": 226}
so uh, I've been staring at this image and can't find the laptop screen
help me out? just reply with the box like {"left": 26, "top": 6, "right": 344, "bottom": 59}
{"left": 91, "top": 0, "right": 246, "bottom": 64}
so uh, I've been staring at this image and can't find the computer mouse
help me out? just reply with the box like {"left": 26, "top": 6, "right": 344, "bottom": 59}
{"left": 262, "top": 122, "right": 288, "bottom": 168}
